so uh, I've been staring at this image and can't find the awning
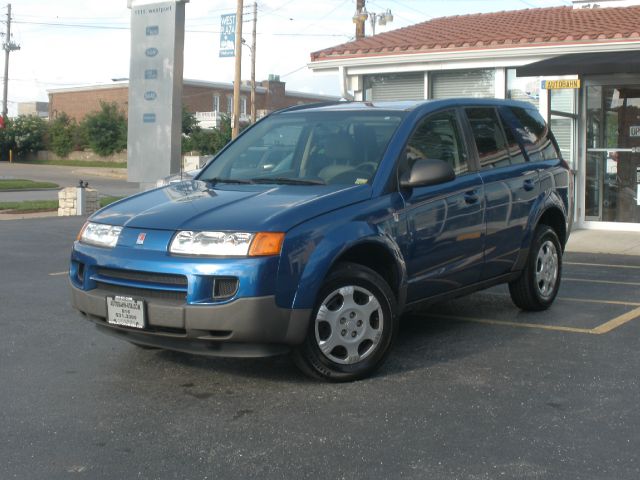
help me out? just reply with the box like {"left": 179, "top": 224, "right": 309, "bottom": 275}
{"left": 516, "top": 51, "right": 640, "bottom": 77}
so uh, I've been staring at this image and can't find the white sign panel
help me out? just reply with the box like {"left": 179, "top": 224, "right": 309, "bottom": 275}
{"left": 127, "top": 1, "right": 187, "bottom": 183}
{"left": 630, "top": 126, "right": 640, "bottom": 137}
{"left": 219, "top": 14, "right": 236, "bottom": 57}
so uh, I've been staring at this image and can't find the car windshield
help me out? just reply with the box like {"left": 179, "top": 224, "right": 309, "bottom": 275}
{"left": 198, "top": 110, "right": 405, "bottom": 186}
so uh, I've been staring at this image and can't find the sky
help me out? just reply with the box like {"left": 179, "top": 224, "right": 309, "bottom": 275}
{"left": 2, "top": 0, "right": 571, "bottom": 115}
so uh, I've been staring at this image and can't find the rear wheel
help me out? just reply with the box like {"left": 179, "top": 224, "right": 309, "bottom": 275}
{"left": 293, "top": 262, "right": 398, "bottom": 382}
{"left": 509, "top": 224, "right": 562, "bottom": 311}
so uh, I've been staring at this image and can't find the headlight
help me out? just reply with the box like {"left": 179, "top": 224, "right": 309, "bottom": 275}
{"left": 78, "top": 222, "right": 123, "bottom": 248}
{"left": 169, "top": 231, "right": 284, "bottom": 257}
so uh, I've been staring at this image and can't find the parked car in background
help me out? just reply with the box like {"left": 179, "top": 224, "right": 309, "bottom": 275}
{"left": 70, "top": 99, "right": 573, "bottom": 381}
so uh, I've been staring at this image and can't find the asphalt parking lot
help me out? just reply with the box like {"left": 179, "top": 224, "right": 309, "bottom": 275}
{"left": 2, "top": 217, "right": 639, "bottom": 479}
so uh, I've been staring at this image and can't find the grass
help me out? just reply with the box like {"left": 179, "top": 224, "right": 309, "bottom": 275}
{"left": 0, "top": 200, "right": 57, "bottom": 213}
{"left": 0, "top": 196, "right": 124, "bottom": 214}
{"left": 100, "top": 196, "right": 124, "bottom": 207}
{"left": 0, "top": 179, "right": 59, "bottom": 190}
{"left": 15, "top": 160, "right": 127, "bottom": 168}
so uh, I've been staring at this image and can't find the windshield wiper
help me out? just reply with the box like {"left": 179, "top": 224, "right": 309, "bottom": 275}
{"left": 250, "top": 177, "right": 326, "bottom": 185}
{"left": 204, "top": 177, "right": 254, "bottom": 185}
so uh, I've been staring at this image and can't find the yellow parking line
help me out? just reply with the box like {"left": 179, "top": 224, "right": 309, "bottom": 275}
{"left": 432, "top": 314, "right": 594, "bottom": 334}
{"left": 558, "top": 297, "right": 640, "bottom": 307}
{"left": 482, "top": 291, "right": 640, "bottom": 307}
{"left": 565, "top": 262, "right": 640, "bottom": 270}
{"left": 564, "top": 277, "right": 640, "bottom": 287}
{"left": 591, "top": 306, "right": 640, "bottom": 334}
{"left": 432, "top": 305, "right": 640, "bottom": 335}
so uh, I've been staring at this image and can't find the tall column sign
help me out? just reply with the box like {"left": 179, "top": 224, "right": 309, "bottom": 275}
{"left": 127, "top": 0, "right": 187, "bottom": 184}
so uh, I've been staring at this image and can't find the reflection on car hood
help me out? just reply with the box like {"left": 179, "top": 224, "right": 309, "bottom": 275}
{"left": 91, "top": 180, "right": 370, "bottom": 231}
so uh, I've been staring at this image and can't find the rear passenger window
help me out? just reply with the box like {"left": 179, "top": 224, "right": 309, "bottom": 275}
{"left": 466, "top": 107, "right": 511, "bottom": 169}
{"left": 508, "top": 107, "right": 560, "bottom": 162}
{"left": 499, "top": 110, "right": 527, "bottom": 165}
{"left": 403, "top": 110, "right": 469, "bottom": 176}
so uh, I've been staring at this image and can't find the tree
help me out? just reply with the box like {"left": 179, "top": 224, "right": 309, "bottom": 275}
{"left": 11, "top": 115, "right": 47, "bottom": 155}
{"left": 48, "top": 113, "right": 77, "bottom": 158}
{"left": 182, "top": 114, "right": 232, "bottom": 155}
{"left": 182, "top": 108, "right": 200, "bottom": 136}
{"left": 81, "top": 102, "right": 127, "bottom": 156}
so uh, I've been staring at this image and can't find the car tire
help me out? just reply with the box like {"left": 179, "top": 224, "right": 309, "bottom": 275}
{"left": 292, "top": 262, "right": 398, "bottom": 382}
{"left": 509, "top": 224, "right": 562, "bottom": 311}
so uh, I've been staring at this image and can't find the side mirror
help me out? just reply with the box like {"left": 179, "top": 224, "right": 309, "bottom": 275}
{"left": 400, "top": 158, "right": 455, "bottom": 188}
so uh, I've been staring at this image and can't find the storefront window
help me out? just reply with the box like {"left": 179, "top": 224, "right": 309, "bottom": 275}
{"left": 506, "top": 69, "right": 540, "bottom": 108}
{"left": 586, "top": 84, "right": 640, "bottom": 224}
{"left": 363, "top": 73, "right": 424, "bottom": 101}
{"left": 549, "top": 87, "right": 577, "bottom": 169}
{"left": 431, "top": 69, "right": 494, "bottom": 99}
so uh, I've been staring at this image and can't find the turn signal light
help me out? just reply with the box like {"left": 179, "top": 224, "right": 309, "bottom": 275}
{"left": 249, "top": 232, "right": 285, "bottom": 257}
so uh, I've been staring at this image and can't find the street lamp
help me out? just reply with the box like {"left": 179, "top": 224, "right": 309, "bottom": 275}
{"left": 368, "top": 9, "right": 393, "bottom": 36}
{"left": 241, "top": 38, "right": 256, "bottom": 124}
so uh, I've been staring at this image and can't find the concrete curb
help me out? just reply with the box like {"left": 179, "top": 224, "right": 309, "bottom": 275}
{"left": 72, "top": 168, "right": 127, "bottom": 180}
{"left": 0, "top": 210, "right": 59, "bottom": 221}
{"left": 0, "top": 188, "right": 61, "bottom": 192}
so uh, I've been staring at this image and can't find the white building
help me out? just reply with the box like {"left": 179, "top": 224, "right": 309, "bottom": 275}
{"left": 310, "top": 0, "right": 640, "bottom": 230}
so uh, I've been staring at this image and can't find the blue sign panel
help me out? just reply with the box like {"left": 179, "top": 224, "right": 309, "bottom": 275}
{"left": 144, "top": 69, "right": 158, "bottom": 80}
{"left": 143, "top": 113, "right": 157, "bottom": 123}
{"left": 219, "top": 14, "right": 236, "bottom": 58}
{"left": 146, "top": 25, "right": 159, "bottom": 36}
{"left": 145, "top": 47, "right": 159, "bottom": 57}
{"left": 144, "top": 91, "right": 157, "bottom": 101}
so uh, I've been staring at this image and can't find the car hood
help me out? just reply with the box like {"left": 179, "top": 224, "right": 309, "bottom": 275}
{"left": 91, "top": 180, "right": 370, "bottom": 232}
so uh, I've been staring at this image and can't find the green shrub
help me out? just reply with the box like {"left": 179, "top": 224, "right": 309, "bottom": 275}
{"left": 81, "top": 102, "right": 127, "bottom": 156}
{"left": 12, "top": 115, "right": 47, "bottom": 154}
{"left": 182, "top": 115, "right": 232, "bottom": 155}
{"left": 48, "top": 113, "right": 77, "bottom": 158}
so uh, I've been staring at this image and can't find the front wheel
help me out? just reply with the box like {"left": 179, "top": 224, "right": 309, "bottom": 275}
{"left": 509, "top": 224, "right": 562, "bottom": 311}
{"left": 292, "top": 262, "right": 398, "bottom": 382}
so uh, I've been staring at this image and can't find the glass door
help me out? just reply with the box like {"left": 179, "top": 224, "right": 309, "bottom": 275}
{"left": 586, "top": 85, "right": 640, "bottom": 223}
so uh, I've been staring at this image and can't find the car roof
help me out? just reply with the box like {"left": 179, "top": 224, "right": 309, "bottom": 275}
{"left": 275, "top": 98, "right": 537, "bottom": 115}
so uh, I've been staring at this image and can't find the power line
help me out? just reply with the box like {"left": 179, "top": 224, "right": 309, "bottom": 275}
{"left": 280, "top": 64, "right": 307, "bottom": 78}
{"left": 12, "top": 19, "right": 350, "bottom": 37}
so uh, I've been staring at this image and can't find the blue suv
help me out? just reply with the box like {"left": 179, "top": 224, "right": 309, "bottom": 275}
{"left": 70, "top": 99, "right": 573, "bottom": 381}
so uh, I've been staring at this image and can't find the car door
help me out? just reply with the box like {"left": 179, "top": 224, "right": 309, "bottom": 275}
{"left": 464, "top": 106, "right": 540, "bottom": 281}
{"left": 399, "top": 109, "right": 485, "bottom": 302}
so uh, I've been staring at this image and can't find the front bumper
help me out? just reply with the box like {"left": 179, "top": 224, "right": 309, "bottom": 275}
{"left": 71, "top": 284, "right": 311, "bottom": 357}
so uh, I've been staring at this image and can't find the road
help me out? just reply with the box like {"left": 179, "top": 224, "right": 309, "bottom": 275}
{"left": 0, "top": 162, "right": 139, "bottom": 201}
{"left": 1, "top": 217, "right": 640, "bottom": 479}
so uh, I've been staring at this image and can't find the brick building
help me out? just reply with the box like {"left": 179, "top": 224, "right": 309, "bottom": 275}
{"left": 48, "top": 76, "right": 337, "bottom": 127}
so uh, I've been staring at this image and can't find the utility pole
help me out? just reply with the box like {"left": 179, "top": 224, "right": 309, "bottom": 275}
{"left": 2, "top": 3, "right": 20, "bottom": 119}
{"left": 250, "top": 1, "right": 256, "bottom": 124}
{"left": 232, "top": 0, "right": 243, "bottom": 139}
{"left": 354, "top": 0, "right": 366, "bottom": 40}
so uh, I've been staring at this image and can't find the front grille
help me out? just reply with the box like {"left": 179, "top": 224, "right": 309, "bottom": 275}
{"left": 96, "top": 267, "right": 187, "bottom": 287}
{"left": 96, "top": 282, "right": 186, "bottom": 302}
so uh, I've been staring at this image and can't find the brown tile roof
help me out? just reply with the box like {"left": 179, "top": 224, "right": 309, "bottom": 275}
{"left": 310, "top": 6, "right": 640, "bottom": 61}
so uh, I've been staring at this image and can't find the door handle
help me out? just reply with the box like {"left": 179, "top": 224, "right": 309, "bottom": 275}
{"left": 523, "top": 179, "right": 536, "bottom": 191}
{"left": 464, "top": 191, "right": 479, "bottom": 204}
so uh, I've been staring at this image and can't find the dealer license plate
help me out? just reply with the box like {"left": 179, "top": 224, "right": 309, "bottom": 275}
{"left": 106, "top": 296, "right": 146, "bottom": 329}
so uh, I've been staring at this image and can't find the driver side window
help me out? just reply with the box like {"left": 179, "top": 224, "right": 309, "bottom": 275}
{"left": 401, "top": 110, "right": 469, "bottom": 177}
